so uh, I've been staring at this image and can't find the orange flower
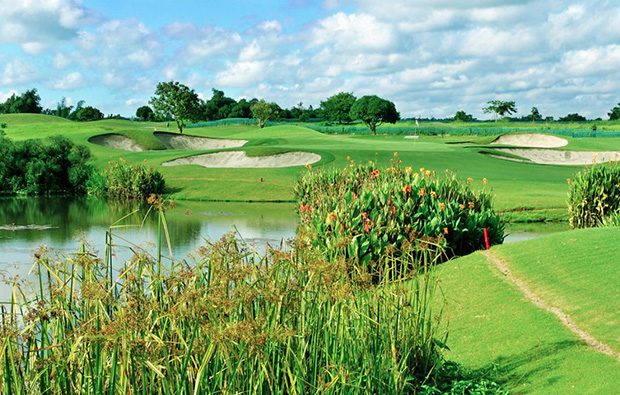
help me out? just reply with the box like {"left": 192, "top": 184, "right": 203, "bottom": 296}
{"left": 483, "top": 177, "right": 488, "bottom": 185}
{"left": 430, "top": 191, "right": 437, "bottom": 199}
{"left": 419, "top": 188, "right": 425, "bottom": 197}
{"left": 468, "top": 202, "right": 475, "bottom": 209}
{"left": 459, "top": 203, "right": 465, "bottom": 210}
{"left": 439, "top": 203, "right": 445, "bottom": 210}
{"left": 363, "top": 218, "right": 372, "bottom": 233}
{"left": 339, "top": 223, "right": 344, "bottom": 236}
{"left": 467, "top": 177, "right": 473, "bottom": 183}
{"left": 347, "top": 156, "right": 351, "bottom": 161}
{"left": 371, "top": 169, "right": 380, "bottom": 180}
{"left": 425, "top": 170, "right": 431, "bottom": 177}
{"left": 394, "top": 152, "right": 398, "bottom": 157}
{"left": 402, "top": 184, "right": 411, "bottom": 194}
{"left": 329, "top": 212, "right": 336, "bottom": 221}
{"left": 567, "top": 178, "right": 571, "bottom": 185}
{"left": 443, "top": 227, "right": 449, "bottom": 234}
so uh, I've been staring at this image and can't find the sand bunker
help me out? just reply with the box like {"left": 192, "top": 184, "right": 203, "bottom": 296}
{"left": 89, "top": 134, "right": 145, "bottom": 151}
{"left": 492, "top": 148, "right": 620, "bottom": 165}
{"left": 154, "top": 132, "right": 247, "bottom": 150}
{"left": 491, "top": 133, "right": 568, "bottom": 148}
{"left": 162, "top": 151, "right": 321, "bottom": 168}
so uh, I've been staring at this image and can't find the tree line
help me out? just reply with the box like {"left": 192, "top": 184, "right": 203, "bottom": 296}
{"left": 146, "top": 82, "right": 400, "bottom": 135}
{"left": 0, "top": 89, "right": 111, "bottom": 121}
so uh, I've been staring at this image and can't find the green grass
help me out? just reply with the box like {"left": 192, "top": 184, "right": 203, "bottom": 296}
{"left": 438, "top": 228, "right": 620, "bottom": 394}
{"left": 3, "top": 114, "right": 619, "bottom": 219}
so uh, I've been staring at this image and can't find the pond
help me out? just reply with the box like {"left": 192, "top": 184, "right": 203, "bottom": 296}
{"left": 0, "top": 196, "right": 569, "bottom": 299}
{"left": 0, "top": 197, "right": 299, "bottom": 295}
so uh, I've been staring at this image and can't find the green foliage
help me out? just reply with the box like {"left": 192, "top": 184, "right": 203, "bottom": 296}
{"left": 349, "top": 95, "right": 400, "bottom": 135}
{"left": 150, "top": 81, "right": 201, "bottom": 133}
{"left": 251, "top": 99, "right": 280, "bottom": 128}
{"left": 202, "top": 88, "right": 238, "bottom": 120}
{"left": 90, "top": 158, "right": 165, "bottom": 199}
{"left": 420, "top": 362, "right": 507, "bottom": 395}
{"left": 135, "top": 105, "right": 154, "bottom": 121}
{"left": 482, "top": 100, "right": 517, "bottom": 122}
{"left": 75, "top": 105, "right": 104, "bottom": 121}
{"left": 295, "top": 158, "right": 504, "bottom": 280}
{"left": 0, "top": 135, "right": 92, "bottom": 195}
{"left": 528, "top": 106, "right": 542, "bottom": 122}
{"left": 454, "top": 110, "right": 474, "bottom": 122}
{"left": 608, "top": 103, "right": 620, "bottom": 121}
{"left": 0, "top": 210, "right": 449, "bottom": 394}
{"left": 320, "top": 92, "right": 357, "bottom": 124}
{"left": 0, "top": 88, "right": 42, "bottom": 114}
{"left": 568, "top": 162, "right": 620, "bottom": 228}
{"left": 559, "top": 113, "right": 587, "bottom": 122}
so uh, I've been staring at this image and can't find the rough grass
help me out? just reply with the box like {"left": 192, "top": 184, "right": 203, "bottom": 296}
{"left": 438, "top": 228, "right": 620, "bottom": 394}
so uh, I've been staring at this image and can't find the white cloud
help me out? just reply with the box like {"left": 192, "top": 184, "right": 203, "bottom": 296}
{"left": 53, "top": 72, "right": 85, "bottom": 90}
{"left": 0, "top": 0, "right": 99, "bottom": 51}
{"left": 214, "top": 61, "right": 266, "bottom": 87}
{"left": 309, "top": 12, "right": 400, "bottom": 53}
{"left": 0, "top": 59, "right": 38, "bottom": 86}
{"left": 0, "top": 90, "right": 18, "bottom": 102}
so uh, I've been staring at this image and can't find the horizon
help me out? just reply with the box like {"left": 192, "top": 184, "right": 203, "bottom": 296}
{"left": 1, "top": 0, "right": 619, "bottom": 119}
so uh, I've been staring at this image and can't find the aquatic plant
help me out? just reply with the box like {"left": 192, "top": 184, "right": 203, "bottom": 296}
{"left": 0, "top": 203, "right": 447, "bottom": 394}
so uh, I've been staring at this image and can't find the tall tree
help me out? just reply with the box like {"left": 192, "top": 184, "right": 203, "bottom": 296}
{"left": 321, "top": 92, "right": 357, "bottom": 124}
{"left": 0, "top": 89, "right": 42, "bottom": 114}
{"left": 608, "top": 103, "right": 620, "bottom": 121}
{"left": 150, "top": 81, "right": 201, "bottom": 133}
{"left": 202, "top": 88, "right": 237, "bottom": 120}
{"left": 349, "top": 95, "right": 400, "bottom": 135}
{"left": 75, "top": 106, "right": 104, "bottom": 121}
{"left": 529, "top": 107, "right": 542, "bottom": 122}
{"left": 482, "top": 100, "right": 517, "bottom": 121}
{"left": 453, "top": 110, "right": 473, "bottom": 122}
{"left": 56, "top": 97, "right": 73, "bottom": 118}
{"left": 251, "top": 99, "right": 280, "bottom": 128}
{"left": 136, "top": 105, "right": 154, "bottom": 121}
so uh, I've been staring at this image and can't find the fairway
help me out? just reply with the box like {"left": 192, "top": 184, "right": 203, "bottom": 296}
{"left": 3, "top": 114, "right": 617, "bottom": 217}
{"left": 439, "top": 228, "right": 620, "bottom": 393}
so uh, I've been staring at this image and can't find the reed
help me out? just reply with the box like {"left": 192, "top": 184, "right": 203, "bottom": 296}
{"left": 0, "top": 200, "right": 446, "bottom": 394}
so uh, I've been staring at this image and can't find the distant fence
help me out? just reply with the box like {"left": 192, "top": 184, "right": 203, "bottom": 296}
{"left": 304, "top": 125, "right": 620, "bottom": 138}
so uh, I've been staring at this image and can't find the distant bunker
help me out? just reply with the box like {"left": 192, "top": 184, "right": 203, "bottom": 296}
{"left": 88, "top": 134, "right": 145, "bottom": 152}
{"left": 162, "top": 151, "right": 321, "bottom": 168}
{"left": 489, "top": 148, "right": 620, "bottom": 165}
{"left": 490, "top": 133, "right": 568, "bottom": 148}
{"left": 154, "top": 132, "right": 247, "bottom": 150}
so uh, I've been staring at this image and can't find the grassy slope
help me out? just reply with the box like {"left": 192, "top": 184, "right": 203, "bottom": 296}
{"left": 2, "top": 114, "right": 618, "bottom": 214}
{"left": 439, "top": 228, "right": 620, "bottom": 394}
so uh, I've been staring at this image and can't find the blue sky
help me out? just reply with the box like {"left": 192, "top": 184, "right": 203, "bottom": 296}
{"left": 1, "top": 0, "right": 620, "bottom": 119}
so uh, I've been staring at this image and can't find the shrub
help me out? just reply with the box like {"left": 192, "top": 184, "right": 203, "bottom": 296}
{"left": 0, "top": 135, "right": 93, "bottom": 195}
{"left": 295, "top": 156, "right": 504, "bottom": 281}
{"left": 568, "top": 161, "right": 620, "bottom": 228}
{"left": 89, "top": 158, "right": 165, "bottom": 199}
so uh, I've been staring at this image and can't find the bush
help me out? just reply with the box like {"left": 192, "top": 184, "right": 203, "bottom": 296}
{"left": 89, "top": 158, "right": 165, "bottom": 199}
{"left": 568, "top": 162, "right": 620, "bottom": 228}
{"left": 0, "top": 135, "right": 93, "bottom": 195}
{"left": 295, "top": 156, "right": 504, "bottom": 281}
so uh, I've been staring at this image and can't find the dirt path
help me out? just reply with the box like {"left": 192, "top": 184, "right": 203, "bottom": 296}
{"left": 482, "top": 250, "right": 620, "bottom": 363}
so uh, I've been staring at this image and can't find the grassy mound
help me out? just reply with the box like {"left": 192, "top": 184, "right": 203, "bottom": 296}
{"left": 438, "top": 228, "right": 620, "bottom": 393}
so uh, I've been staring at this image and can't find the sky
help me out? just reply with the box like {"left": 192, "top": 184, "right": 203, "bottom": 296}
{"left": 1, "top": 0, "right": 620, "bottom": 119}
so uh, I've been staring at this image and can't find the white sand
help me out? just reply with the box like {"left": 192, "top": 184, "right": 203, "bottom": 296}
{"left": 154, "top": 132, "right": 247, "bottom": 150}
{"left": 491, "top": 133, "right": 568, "bottom": 148}
{"left": 162, "top": 151, "right": 321, "bottom": 168}
{"left": 492, "top": 148, "right": 620, "bottom": 165}
{"left": 89, "top": 134, "right": 145, "bottom": 151}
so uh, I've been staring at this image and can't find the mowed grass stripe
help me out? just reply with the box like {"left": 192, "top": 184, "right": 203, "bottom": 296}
{"left": 483, "top": 250, "right": 620, "bottom": 362}
{"left": 438, "top": 250, "right": 620, "bottom": 394}
{"left": 490, "top": 227, "right": 620, "bottom": 351}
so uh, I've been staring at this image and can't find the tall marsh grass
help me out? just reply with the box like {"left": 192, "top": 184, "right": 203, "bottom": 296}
{"left": 568, "top": 161, "right": 620, "bottom": 228}
{"left": 0, "top": 203, "right": 447, "bottom": 394}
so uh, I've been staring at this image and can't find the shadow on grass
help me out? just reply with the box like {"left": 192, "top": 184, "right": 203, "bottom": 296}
{"left": 466, "top": 340, "right": 583, "bottom": 394}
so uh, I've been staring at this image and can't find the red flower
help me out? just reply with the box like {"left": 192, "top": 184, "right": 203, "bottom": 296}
{"left": 402, "top": 184, "right": 411, "bottom": 194}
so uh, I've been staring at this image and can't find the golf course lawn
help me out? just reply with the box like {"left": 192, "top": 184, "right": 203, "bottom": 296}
{"left": 3, "top": 113, "right": 615, "bottom": 217}
{"left": 2, "top": 113, "right": 619, "bottom": 392}
{"left": 439, "top": 227, "right": 620, "bottom": 393}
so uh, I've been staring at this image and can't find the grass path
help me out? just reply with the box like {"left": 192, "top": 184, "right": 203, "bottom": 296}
{"left": 482, "top": 250, "right": 620, "bottom": 362}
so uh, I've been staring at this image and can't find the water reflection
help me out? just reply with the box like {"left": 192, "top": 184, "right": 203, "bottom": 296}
{"left": 0, "top": 197, "right": 299, "bottom": 291}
